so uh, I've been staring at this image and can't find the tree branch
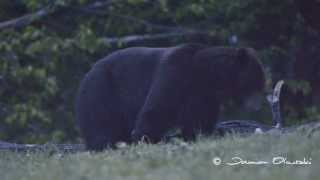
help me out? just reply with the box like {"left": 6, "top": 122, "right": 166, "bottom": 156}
{"left": 0, "top": 6, "right": 53, "bottom": 30}
{"left": 0, "top": 0, "right": 189, "bottom": 34}
{"left": 100, "top": 31, "right": 212, "bottom": 47}
{"left": 0, "top": 1, "right": 114, "bottom": 31}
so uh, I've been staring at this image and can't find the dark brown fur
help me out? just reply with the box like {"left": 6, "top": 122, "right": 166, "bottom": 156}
{"left": 76, "top": 44, "right": 265, "bottom": 151}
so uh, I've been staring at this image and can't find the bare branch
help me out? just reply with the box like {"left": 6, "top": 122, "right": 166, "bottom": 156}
{"left": 267, "top": 80, "right": 284, "bottom": 128}
{"left": 0, "top": 7, "right": 53, "bottom": 30}
{"left": 0, "top": 0, "right": 188, "bottom": 34}
{"left": 0, "top": 1, "right": 114, "bottom": 31}
{"left": 100, "top": 31, "right": 211, "bottom": 47}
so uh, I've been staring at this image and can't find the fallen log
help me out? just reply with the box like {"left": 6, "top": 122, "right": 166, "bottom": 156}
{"left": 0, "top": 141, "right": 85, "bottom": 153}
{"left": 216, "top": 80, "right": 285, "bottom": 135}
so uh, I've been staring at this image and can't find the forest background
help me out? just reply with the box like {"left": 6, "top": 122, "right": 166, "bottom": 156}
{"left": 0, "top": 0, "right": 319, "bottom": 144}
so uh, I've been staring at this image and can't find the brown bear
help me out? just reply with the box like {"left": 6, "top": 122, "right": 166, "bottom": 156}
{"left": 75, "top": 43, "right": 266, "bottom": 151}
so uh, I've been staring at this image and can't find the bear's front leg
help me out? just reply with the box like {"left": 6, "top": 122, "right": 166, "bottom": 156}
{"left": 180, "top": 95, "right": 220, "bottom": 140}
{"left": 132, "top": 62, "right": 189, "bottom": 143}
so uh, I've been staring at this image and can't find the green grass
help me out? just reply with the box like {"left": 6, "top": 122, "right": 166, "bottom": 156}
{"left": 1, "top": 130, "right": 319, "bottom": 180}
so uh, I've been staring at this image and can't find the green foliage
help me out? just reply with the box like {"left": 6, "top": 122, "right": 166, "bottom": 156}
{"left": 0, "top": 0, "right": 319, "bottom": 143}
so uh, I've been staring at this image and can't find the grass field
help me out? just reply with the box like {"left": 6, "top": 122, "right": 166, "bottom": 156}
{"left": 0, "top": 130, "right": 319, "bottom": 180}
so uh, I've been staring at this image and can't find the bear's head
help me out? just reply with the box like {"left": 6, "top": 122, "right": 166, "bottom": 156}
{"left": 196, "top": 47, "right": 266, "bottom": 104}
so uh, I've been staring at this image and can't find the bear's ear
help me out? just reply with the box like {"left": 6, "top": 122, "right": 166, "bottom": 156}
{"left": 236, "top": 47, "right": 252, "bottom": 67}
